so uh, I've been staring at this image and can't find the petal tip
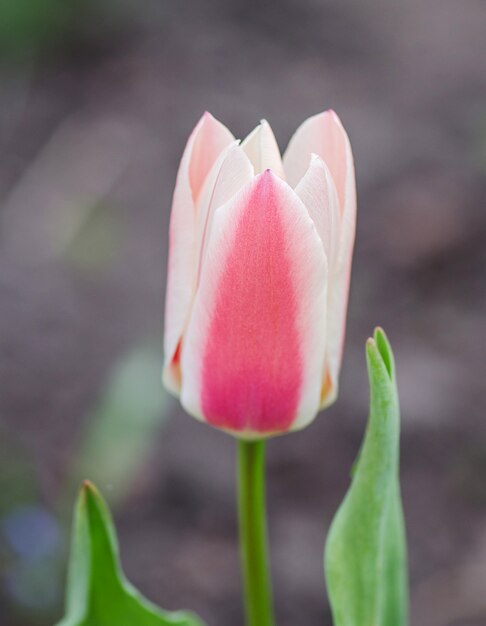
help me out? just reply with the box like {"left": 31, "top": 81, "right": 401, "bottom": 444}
{"left": 309, "top": 108, "right": 343, "bottom": 129}
{"left": 258, "top": 167, "right": 281, "bottom": 187}
{"left": 328, "top": 109, "right": 345, "bottom": 127}
{"left": 199, "top": 110, "right": 227, "bottom": 129}
{"left": 309, "top": 152, "right": 325, "bottom": 167}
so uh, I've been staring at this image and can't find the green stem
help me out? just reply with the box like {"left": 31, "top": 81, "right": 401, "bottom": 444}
{"left": 237, "top": 439, "right": 275, "bottom": 626}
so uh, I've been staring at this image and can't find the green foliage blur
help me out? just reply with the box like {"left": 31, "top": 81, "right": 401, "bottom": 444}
{"left": 0, "top": 345, "right": 172, "bottom": 625}
{"left": 0, "top": 0, "right": 132, "bottom": 62}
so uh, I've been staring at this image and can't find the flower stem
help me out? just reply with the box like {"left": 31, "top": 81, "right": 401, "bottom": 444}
{"left": 237, "top": 439, "right": 275, "bottom": 626}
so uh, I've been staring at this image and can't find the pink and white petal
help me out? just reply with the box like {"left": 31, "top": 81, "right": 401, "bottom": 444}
{"left": 241, "top": 120, "right": 286, "bottom": 179}
{"left": 321, "top": 202, "right": 356, "bottom": 408}
{"left": 180, "top": 170, "right": 327, "bottom": 438}
{"left": 323, "top": 116, "right": 357, "bottom": 405}
{"left": 283, "top": 110, "right": 355, "bottom": 216}
{"left": 294, "top": 154, "right": 340, "bottom": 264}
{"left": 195, "top": 143, "right": 254, "bottom": 284}
{"left": 294, "top": 153, "right": 349, "bottom": 407}
{"left": 284, "top": 111, "right": 356, "bottom": 406}
{"left": 188, "top": 112, "right": 235, "bottom": 203}
{"left": 163, "top": 113, "right": 234, "bottom": 394}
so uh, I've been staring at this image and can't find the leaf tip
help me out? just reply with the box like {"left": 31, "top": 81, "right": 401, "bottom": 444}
{"left": 79, "top": 480, "right": 105, "bottom": 515}
{"left": 80, "top": 479, "right": 99, "bottom": 499}
{"left": 365, "top": 336, "right": 378, "bottom": 363}
{"left": 373, "top": 326, "right": 394, "bottom": 379}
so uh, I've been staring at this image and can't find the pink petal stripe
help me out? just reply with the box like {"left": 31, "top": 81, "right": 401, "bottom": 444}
{"left": 202, "top": 174, "right": 301, "bottom": 432}
{"left": 180, "top": 171, "right": 327, "bottom": 437}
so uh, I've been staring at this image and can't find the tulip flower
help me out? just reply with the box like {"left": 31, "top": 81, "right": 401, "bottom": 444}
{"left": 163, "top": 111, "right": 356, "bottom": 439}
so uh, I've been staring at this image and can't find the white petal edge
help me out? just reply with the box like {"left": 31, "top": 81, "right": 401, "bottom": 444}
{"left": 283, "top": 110, "right": 357, "bottom": 407}
{"left": 163, "top": 113, "right": 234, "bottom": 394}
{"left": 195, "top": 143, "right": 255, "bottom": 286}
{"left": 241, "top": 120, "right": 286, "bottom": 179}
{"left": 294, "top": 153, "right": 340, "bottom": 263}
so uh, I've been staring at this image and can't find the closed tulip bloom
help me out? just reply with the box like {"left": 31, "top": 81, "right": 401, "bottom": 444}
{"left": 163, "top": 111, "right": 356, "bottom": 438}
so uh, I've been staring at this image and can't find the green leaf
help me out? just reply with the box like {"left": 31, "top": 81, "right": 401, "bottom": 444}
{"left": 55, "top": 481, "right": 205, "bottom": 626}
{"left": 324, "top": 328, "right": 408, "bottom": 626}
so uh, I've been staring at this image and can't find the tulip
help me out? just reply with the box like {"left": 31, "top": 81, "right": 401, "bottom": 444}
{"left": 163, "top": 111, "right": 356, "bottom": 439}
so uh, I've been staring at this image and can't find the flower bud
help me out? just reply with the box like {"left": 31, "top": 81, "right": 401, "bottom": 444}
{"left": 163, "top": 111, "right": 356, "bottom": 438}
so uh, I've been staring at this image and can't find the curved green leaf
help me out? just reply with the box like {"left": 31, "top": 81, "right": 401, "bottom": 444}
{"left": 55, "top": 481, "right": 205, "bottom": 626}
{"left": 324, "top": 328, "right": 408, "bottom": 626}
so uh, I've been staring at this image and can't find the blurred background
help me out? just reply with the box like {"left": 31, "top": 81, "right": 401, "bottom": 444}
{"left": 0, "top": 0, "right": 485, "bottom": 624}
